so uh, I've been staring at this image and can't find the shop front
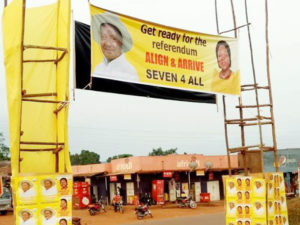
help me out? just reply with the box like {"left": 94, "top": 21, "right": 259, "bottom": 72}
{"left": 72, "top": 154, "right": 240, "bottom": 206}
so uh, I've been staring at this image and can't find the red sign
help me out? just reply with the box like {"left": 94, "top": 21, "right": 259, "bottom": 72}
{"left": 208, "top": 172, "right": 214, "bottom": 180}
{"left": 110, "top": 175, "right": 118, "bottom": 182}
{"left": 163, "top": 171, "right": 173, "bottom": 178}
{"left": 0, "top": 176, "right": 2, "bottom": 197}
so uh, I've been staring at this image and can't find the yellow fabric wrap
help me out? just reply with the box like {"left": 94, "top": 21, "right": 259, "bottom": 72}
{"left": 2, "top": 0, "right": 71, "bottom": 175}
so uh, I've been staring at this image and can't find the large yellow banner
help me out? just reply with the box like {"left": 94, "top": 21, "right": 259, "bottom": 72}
{"left": 90, "top": 5, "right": 240, "bottom": 95}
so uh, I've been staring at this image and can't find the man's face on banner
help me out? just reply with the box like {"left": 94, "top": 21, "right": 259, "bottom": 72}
{"left": 21, "top": 211, "right": 30, "bottom": 222}
{"left": 21, "top": 182, "right": 30, "bottom": 192}
{"left": 100, "top": 24, "right": 122, "bottom": 62}
{"left": 217, "top": 45, "right": 230, "bottom": 71}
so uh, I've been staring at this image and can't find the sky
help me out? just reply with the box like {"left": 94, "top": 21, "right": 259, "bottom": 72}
{"left": 0, "top": 0, "right": 299, "bottom": 162}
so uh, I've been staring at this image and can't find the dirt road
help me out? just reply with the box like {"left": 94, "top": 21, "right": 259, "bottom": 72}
{"left": 0, "top": 201, "right": 225, "bottom": 225}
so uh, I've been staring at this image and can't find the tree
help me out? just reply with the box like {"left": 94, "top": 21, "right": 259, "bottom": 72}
{"left": 148, "top": 147, "right": 177, "bottom": 156}
{"left": 70, "top": 150, "right": 100, "bottom": 165}
{"left": 106, "top": 154, "right": 133, "bottom": 163}
{"left": 0, "top": 132, "right": 10, "bottom": 161}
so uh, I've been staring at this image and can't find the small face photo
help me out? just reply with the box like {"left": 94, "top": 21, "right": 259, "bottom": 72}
{"left": 20, "top": 209, "right": 32, "bottom": 222}
{"left": 41, "top": 208, "right": 56, "bottom": 224}
{"left": 255, "top": 181, "right": 262, "bottom": 189}
{"left": 237, "top": 205, "right": 243, "bottom": 215}
{"left": 216, "top": 40, "right": 232, "bottom": 79}
{"left": 41, "top": 178, "right": 57, "bottom": 196}
{"left": 229, "top": 181, "right": 235, "bottom": 189}
{"left": 245, "top": 205, "right": 250, "bottom": 214}
{"left": 237, "top": 220, "right": 243, "bottom": 225}
{"left": 43, "top": 179, "right": 54, "bottom": 190}
{"left": 245, "top": 191, "right": 250, "bottom": 200}
{"left": 237, "top": 191, "right": 243, "bottom": 200}
{"left": 229, "top": 202, "right": 235, "bottom": 209}
{"left": 237, "top": 178, "right": 242, "bottom": 187}
{"left": 21, "top": 180, "right": 32, "bottom": 192}
{"left": 59, "top": 218, "right": 68, "bottom": 225}
{"left": 255, "top": 202, "right": 262, "bottom": 210}
{"left": 245, "top": 178, "right": 251, "bottom": 187}
{"left": 19, "top": 180, "right": 36, "bottom": 198}
{"left": 60, "top": 178, "right": 68, "bottom": 189}
{"left": 60, "top": 198, "right": 68, "bottom": 210}
{"left": 245, "top": 220, "right": 251, "bottom": 225}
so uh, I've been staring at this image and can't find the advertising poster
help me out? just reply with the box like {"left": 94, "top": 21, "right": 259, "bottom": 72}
{"left": 39, "top": 204, "right": 58, "bottom": 225}
{"left": 225, "top": 176, "right": 268, "bottom": 225}
{"left": 56, "top": 174, "right": 73, "bottom": 197}
{"left": 15, "top": 176, "right": 38, "bottom": 205}
{"left": 16, "top": 206, "right": 38, "bottom": 225}
{"left": 12, "top": 174, "right": 72, "bottom": 225}
{"left": 90, "top": 5, "right": 240, "bottom": 95}
{"left": 266, "top": 172, "right": 289, "bottom": 225}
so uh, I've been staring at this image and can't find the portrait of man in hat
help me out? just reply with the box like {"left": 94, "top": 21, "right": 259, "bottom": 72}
{"left": 19, "top": 180, "right": 36, "bottom": 198}
{"left": 254, "top": 201, "right": 264, "bottom": 216}
{"left": 19, "top": 209, "right": 36, "bottom": 225}
{"left": 41, "top": 208, "right": 56, "bottom": 225}
{"left": 91, "top": 12, "right": 139, "bottom": 82}
{"left": 42, "top": 178, "right": 57, "bottom": 196}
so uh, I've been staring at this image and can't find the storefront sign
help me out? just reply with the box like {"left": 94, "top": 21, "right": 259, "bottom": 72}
{"left": 0, "top": 176, "right": 2, "bottom": 197}
{"left": 116, "top": 162, "right": 133, "bottom": 171}
{"left": 176, "top": 160, "right": 200, "bottom": 169}
{"left": 163, "top": 171, "right": 173, "bottom": 178}
{"left": 196, "top": 170, "right": 205, "bottom": 176}
{"left": 124, "top": 174, "right": 132, "bottom": 180}
{"left": 110, "top": 176, "right": 118, "bottom": 182}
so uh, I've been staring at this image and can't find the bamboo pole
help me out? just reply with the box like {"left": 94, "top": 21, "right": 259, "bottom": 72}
{"left": 245, "top": 0, "right": 265, "bottom": 173}
{"left": 20, "top": 141, "right": 65, "bottom": 145}
{"left": 23, "top": 93, "right": 57, "bottom": 97}
{"left": 229, "top": 0, "right": 248, "bottom": 175}
{"left": 214, "top": 0, "right": 220, "bottom": 34}
{"left": 19, "top": 0, "right": 26, "bottom": 173}
{"left": 23, "top": 44, "right": 67, "bottom": 52}
{"left": 219, "top": 23, "right": 251, "bottom": 35}
{"left": 22, "top": 98, "right": 68, "bottom": 104}
{"left": 265, "top": 0, "right": 279, "bottom": 172}
{"left": 236, "top": 104, "right": 272, "bottom": 108}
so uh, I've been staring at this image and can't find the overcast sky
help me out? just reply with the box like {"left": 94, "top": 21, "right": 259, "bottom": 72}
{"left": 0, "top": 0, "right": 299, "bottom": 162}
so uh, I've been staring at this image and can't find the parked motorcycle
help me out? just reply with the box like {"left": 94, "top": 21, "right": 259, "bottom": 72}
{"left": 177, "top": 196, "right": 197, "bottom": 208}
{"left": 87, "top": 196, "right": 106, "bottom": 216}
{"left": 72, "top": 217, "right": 81, "bottom": 225}
{"left": 135, "top": 198, "right": 153, "bottom": 220}
{"left": 113, "top": 201, "right": 123, "bottom": 213}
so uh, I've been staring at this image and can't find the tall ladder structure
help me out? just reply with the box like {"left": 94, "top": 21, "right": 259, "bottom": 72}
{"left": 215, "top": 0, "right": 279, "bottom": 175}
{"left": 13, "top": 0, "right": 69, "bottom": 173}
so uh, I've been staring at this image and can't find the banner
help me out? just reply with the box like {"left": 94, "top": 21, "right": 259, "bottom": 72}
{"left": 75, "top": 21, "right": 216, "bottom": 104}
{"left": 90, "top": 5, "right": 240, "bottom": 95}
{"left": 12, "top": 174, "right": 73, "bottom": 225}
{"left": 225, "top": 173, "right": 289, "bottom": 225}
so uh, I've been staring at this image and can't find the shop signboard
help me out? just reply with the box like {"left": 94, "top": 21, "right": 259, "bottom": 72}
{"left": 163, "top": 171, "right": 173, "bottom": 178}
{"left": 110, "top": 176, "right": 118, "bottom": 182}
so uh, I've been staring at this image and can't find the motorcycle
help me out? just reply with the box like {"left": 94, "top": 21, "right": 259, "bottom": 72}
{"left": 113, "top": 201, "right": 123, "bottom": 213}
{"left": 87, "top": 196, "right": 106, "bottom": 216}
{"left": 177, "top": 196, "right": 197, "bottom": 208}
{"left": 135, "top": 198, "right": 153, "bottom": 220}
{"left": 72, "top": 217, "right": 81, "bottom": 225}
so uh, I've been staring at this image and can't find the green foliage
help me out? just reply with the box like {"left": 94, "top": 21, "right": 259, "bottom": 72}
{"left": 70, "top": 150, "right": 100, "bottom": 165}
{"left": 0, "top": 132, "right": 10, "bottom": 161}
{"left": 148, "top": 147, "right": 177, "bottom": 156}
{"left": 106, "top": 154, "right": 133, "bottom": 163}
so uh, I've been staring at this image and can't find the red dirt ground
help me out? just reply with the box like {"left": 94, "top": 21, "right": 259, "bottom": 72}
{"left": 0, "top": 201, "right": 225, "bottom": 225}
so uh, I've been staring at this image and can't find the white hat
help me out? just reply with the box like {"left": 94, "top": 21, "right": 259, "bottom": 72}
{"left": 91, "top": 12, "right": 133, "bottom": 53}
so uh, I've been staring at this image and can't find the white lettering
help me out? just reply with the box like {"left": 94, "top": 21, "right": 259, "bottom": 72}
{"left": 116, "top": 162, "right": 133, "bottom": 171}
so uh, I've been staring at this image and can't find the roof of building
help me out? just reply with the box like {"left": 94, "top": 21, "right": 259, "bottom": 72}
{"left": 72, "top": 154, "right": 239, "bottom": 177}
